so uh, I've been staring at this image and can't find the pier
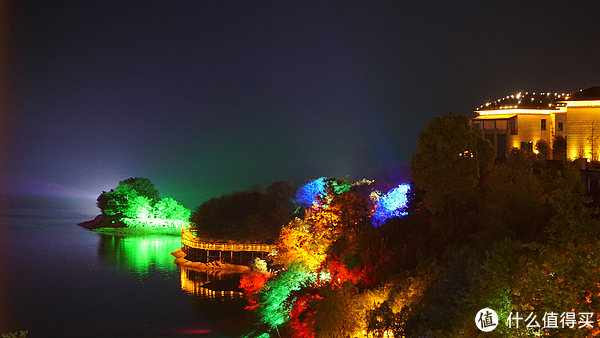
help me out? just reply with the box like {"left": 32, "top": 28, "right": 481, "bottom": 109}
{"left": 181, "top": 228, "right": 276, "bottom": 265}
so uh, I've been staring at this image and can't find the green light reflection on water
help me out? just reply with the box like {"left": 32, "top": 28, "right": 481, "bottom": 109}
{"left": 98, "top": 234, "right": 182, "bottom": 278}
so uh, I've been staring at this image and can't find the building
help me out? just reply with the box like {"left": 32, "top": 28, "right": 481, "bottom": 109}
{"left": 471, "top": 86, "right": 600, "bottom": 161}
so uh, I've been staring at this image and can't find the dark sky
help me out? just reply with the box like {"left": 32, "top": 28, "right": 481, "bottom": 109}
{"left": 2, "top": 1, "right": 600, "bottom": 208}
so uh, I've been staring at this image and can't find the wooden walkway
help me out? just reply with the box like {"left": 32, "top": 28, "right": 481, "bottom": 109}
{"left": 181, "top": 228, "right": 276, "bottom": 264}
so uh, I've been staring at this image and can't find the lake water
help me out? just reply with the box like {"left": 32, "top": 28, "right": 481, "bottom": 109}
{"left": 0, "top": 195, "right": 247, "bottom": 337}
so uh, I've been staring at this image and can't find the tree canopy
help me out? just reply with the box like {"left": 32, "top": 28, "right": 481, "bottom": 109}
{"left": 97, "top": 177, "right": 160, "bottom": 215}
{"left": 239, "top": 113, "right": 600, "bottom": 338}
{"left": 95, "top": 177, "right": 189, "bottom": 229}
{"left": 190, "top": 180, "right": 296, "bottom": 243}
{"left": 411, "top": 112, "right": 495, "bottom": 215}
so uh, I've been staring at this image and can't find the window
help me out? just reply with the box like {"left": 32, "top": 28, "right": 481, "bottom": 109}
{"left": 541, "top": 119, "right": 547, "bottom": 131}
{"left": 509, "top": 118, "right": 517, "bottom": 135}
{"left": 558, "top": 122, "right": 563, "bottom": 131}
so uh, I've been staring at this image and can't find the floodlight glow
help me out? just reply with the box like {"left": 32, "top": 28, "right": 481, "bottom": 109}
{"left": 372, "top": 183, "right": 410, "bottom": 226}
{"left": 295, "top": 177, "right": 327, "bottom": 208}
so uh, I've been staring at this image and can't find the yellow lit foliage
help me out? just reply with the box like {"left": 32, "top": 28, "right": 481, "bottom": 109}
{"left": 386, "top": 270, "right": 435, "bottom": 315}
{"left": 310, "top": 282, "right": 390, "bottom": 338}
{"left": 275, "top": 203, "right": 342, "bottom": 271}
{"left": 348, "top": 286, "right": 391, "bottom": 336}
{"left": 276, "top": 221, "right": 325, "bottom": 271}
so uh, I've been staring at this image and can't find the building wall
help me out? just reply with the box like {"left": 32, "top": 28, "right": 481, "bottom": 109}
{"left": 565, "top": 107, "right": 600, "bottom": 160}
{"left": 554, "top": 113, "right": 567, "bottom": 138}
{"left": 473, "top": 99, "right": 600, "bottom": 161}
{"left": 508, "top": 113, "right": 552, "bottom": 152}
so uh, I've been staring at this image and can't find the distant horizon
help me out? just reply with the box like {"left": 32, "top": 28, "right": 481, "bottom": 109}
{"left": 0, "top": 162, "right": 412, "bottom": 210}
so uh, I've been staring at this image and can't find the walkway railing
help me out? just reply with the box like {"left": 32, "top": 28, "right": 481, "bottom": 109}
{"left": 181, "top": 227, "right": 276, "bottom": 253}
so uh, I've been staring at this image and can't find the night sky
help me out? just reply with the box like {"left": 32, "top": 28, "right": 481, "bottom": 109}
{"left": 2, "top": 1, "right": 600, "bottom": 209}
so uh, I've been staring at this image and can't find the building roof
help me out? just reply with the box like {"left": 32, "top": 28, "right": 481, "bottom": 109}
{"left": 564, "top": 86, "right": 600, "bottom": 101}
{"left": 472, "top": 114, "right": 516, "bottom": 120}
{"left": 475, "top": 92, "right": 567, "bottom": 111}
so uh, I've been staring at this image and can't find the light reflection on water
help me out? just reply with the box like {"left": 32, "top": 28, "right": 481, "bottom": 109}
{"left": 97, "top": 234, "right": 245, "bottom": 300}
{"left": 180, "top": 267, "right": 243, "bottom": 300}
{"left": 97, "top": 234, "right": 182, "bottom": 279}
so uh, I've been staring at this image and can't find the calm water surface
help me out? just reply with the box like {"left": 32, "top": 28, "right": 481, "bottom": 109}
{"left": 0, "top": 196, "right": 246, "bottom": 337}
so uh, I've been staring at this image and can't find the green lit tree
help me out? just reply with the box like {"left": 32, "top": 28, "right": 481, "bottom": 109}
{"left": 153, "top": 197, "right": 190, "bottom": 221}
{"left": 95, "top": 177, "right": 189, "bottom": 229}
{"left": 122, "top": 195, "right": 153, "bottom": 220}
{"left": 120, "top": 177, "right": 160, "bottom": 203}
{"left": 97, "top": 184, "right": 139, "bottom": 216}
{"left": 97, "top": 177, "right": 160, "bottom": 215}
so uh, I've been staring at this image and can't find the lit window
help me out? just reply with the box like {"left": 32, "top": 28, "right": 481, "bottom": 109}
{"left": 558, "top": 122, "right": 563, "bottom": 131}
{"left": 541, "top": 119, "right": 546, "bottom": 131}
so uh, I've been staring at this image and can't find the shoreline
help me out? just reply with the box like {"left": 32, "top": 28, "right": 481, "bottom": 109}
{"left": 171, "top": 248, "right": 250, "bottom": 272}
{"left": 77, "top": 214, "right": 182, "bottom": 236}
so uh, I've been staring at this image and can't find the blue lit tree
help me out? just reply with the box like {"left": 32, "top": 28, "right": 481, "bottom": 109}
{"left": 372, "top": 183, "right": 410, "bottom": 226}
{"left": 294, "top": 177, "right": 327, "bottom": 209}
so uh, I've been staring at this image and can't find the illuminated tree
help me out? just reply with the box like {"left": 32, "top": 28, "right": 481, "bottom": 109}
{"left": 120, "top": 177, "right": 160, "bottom": 203}
{"left": 329, "top": 191, "right": 372, "bottom": 236}
{"left": 153, "top": 197, "right": 190, "bottom": 222}
{"left": 372, "top": 183, "right": 410, "bottom": 226}
{"left": 97, "top": 177, "right": 160, "bottom": 215}
{"left": 314, "top": 280, "right": 390, "bottom": 337}
{"left": 295, "top": 177, "right": 327, "bottom": 210}
{"left": 289, "top": 293, "right": 319, "bottom": 338}
{"left": 275, "top": 204, "right": 341, "bottom": 271}
{"left": 240, "top": 258, "right": 272, "bottom": 310}
{"left": 95, "top": 177, "right": 190, "bottom": 229}
{"left": 123, "top": 195, "right": 153, "bottom": 220}
{"left": 328, "top": 176, "right": 352, "bottom": 196}
{"left": 366, "top": 301, "right": 406, "bottom": 338}
{"left": 97, "top": 184, "right": 139, "bottom": 216}
{"left": 258, "top": 263, "right": 315, "bottom": 331}
{"left": 244, "top": 181, "right": 365, "bottom": 337}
